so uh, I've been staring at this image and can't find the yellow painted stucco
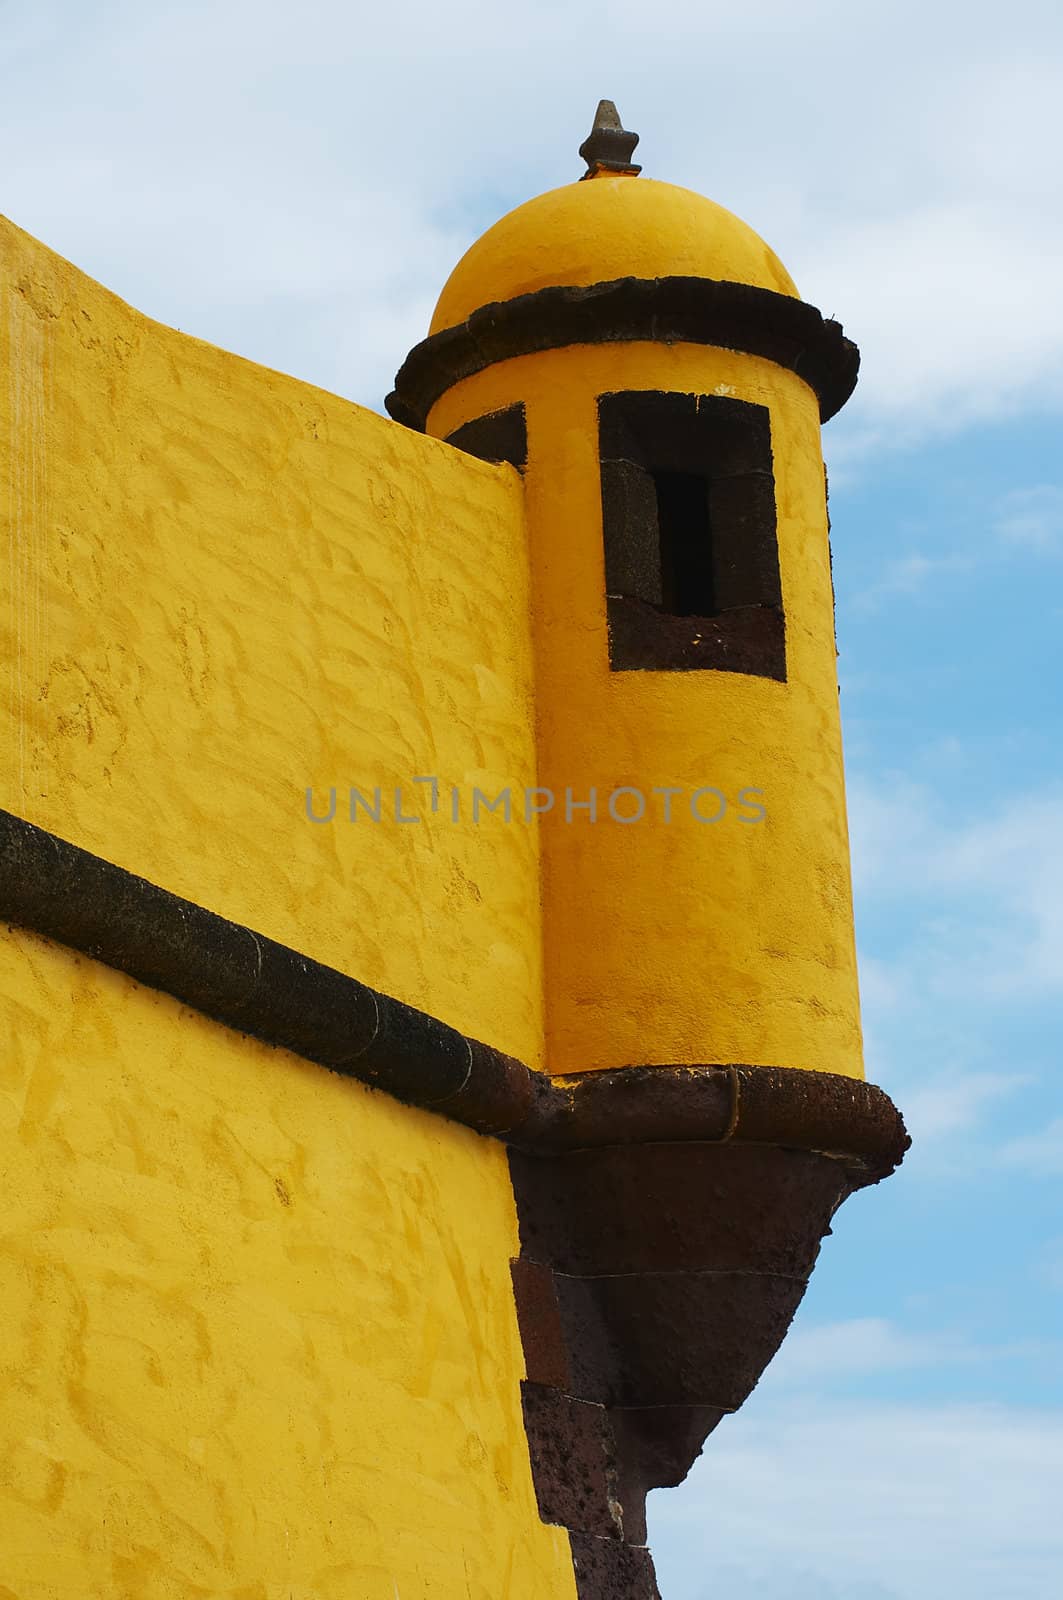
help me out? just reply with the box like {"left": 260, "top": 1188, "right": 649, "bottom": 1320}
{"left": 0, "top": 921, "right": 576, "bottom": 1599}
{"left": 427, "top": 341, "right": 863, "bottom": 1080}
{"left": 430, "top": 174, "right": 799, "bottom": 335}
{"left": 1, "top": 211, "right": 543, "bottom": 1068}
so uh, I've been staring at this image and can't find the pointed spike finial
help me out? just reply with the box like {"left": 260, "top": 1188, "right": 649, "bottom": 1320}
{"left": 578, "top": 99, "right": 641, "bottom": 180}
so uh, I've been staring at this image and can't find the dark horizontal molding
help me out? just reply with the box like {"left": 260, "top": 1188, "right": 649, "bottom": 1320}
{"left": 0, "top": 806, "right": 531, "bottom": 1137}
{"left": 519, "top": 1061, "right": 908, "bottom": 1179}
{"left": 386, "top": 276, "right": 860, "bottom": 432}
{"left": 0, "top": 806, "right": 906, "bottom": 1177}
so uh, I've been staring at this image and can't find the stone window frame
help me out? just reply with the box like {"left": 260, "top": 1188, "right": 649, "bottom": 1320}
{"left": 445, "top": 403, "right": 527, "bottom": 470}
{"left": 597, "top": 390, "right": 786, "bottom": 680}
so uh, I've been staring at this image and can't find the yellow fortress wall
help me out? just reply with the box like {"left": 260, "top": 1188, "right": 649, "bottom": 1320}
{"left": 1, "top": 213, "right": 577, "bottom": 1596}
{"left": 1, "top": 211, "right": 543, "bottom": 1065}
{"left": 0, "top": 923, "right": 575, "bottom": 1600}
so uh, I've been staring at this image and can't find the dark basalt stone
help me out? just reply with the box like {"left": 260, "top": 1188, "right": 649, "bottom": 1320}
{"left": 556, "top": 1264, "right": 812, "bottom": 1409}
{"left": 579, "top": 100, "right": 641, "bottom": 179}
{"left": 569, "top": 1532, "right": 662, "bottom": 1600}
{"left": 521, "top": 1384, "right": 621, "bottom": 1538}
{"left": 607, "top": 595, "right": 787, "bottom": 677}
{"left": 516, "top": 1062, "right": 908, "bottom": 1185}
{"left": 507, "top": 1135, "right": 855, "bottom": 1582}
{"left": 508, "top": 1141, "right": 847, "bottom": 1276}
{"left": 387, "top": 276, "right": 860, "bottom": 430}
{"left": 610, "top": 1404, "right": 728, "bottom": 1512}
{"left": 511, "top": 1257, "right": 571, "bottom": 1390}
{"left": 445, "top": 402, "right": 527, "bottom": 469}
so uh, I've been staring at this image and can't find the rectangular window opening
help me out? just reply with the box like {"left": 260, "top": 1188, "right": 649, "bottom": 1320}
{"left": 653, "top": 470, "right": 715, "bottom": 617}
{"left": 598, "top": 390, "right": 785, "bottom": 679}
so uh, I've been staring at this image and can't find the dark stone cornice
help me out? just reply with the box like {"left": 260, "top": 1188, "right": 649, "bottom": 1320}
{"left": 0, "top": 805, "right": 905, "bottom": 1176}
{"left": 0, "top": 805, "right": 532, "bottom": 1137}
{"left": 510, "top": 1138, "right": 864, "bottom": 1596}
{"left": 386, "top": 276, "right": 860, "bottom": 432}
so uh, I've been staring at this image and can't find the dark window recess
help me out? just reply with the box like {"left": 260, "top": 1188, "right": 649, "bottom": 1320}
{"left": 655, "top": 471, "right": 715, "bottom": 615}
{"left": 598, "top": 391, "right": 785, "bottom": 679}
{"left": 445, "top": 403, "right": 527, "bottom": 470}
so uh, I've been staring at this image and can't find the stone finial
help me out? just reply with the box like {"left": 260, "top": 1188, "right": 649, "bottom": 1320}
{"left": 578, "top": 99, "right": 641, "bottom": 180}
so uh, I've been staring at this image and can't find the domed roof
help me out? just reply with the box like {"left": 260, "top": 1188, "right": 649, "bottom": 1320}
{"left": 430, "top": 173, "right": 800, "bottom": 336}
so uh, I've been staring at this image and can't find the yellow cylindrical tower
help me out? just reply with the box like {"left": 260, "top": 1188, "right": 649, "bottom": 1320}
{"left": 389, "top": 102, "right": 864, "bottom": 1081}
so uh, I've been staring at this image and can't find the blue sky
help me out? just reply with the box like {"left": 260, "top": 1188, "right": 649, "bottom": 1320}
{"left": 650, "top": 407, "right": 1063, "bottom": 1598}
{"left": 3, "top": 2, "right": 1061, "bottom": 1595}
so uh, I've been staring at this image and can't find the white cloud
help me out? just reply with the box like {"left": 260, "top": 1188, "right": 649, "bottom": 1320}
{"left": 807, "top": 201, "right": 1063, "bottom": 446}
{"left": 995, "top": 486, "right": 1063, "bottom": 553}
{"left": 894, "top": 1072, "right": 1027, "bottom": 1142}
{"left": 767, "top": 1317, "right": 957, "bottom": 1382}
{"left": 845, "top": 480, "right": 1063, "bottom": 608}
{"left": 766, "top": 1317, "right": 1061, "bottom": 1388}
{"left": 999, "top": 1117, "right": 1063, "bottom": 1175}
{"left": 852, "top": 551, "right": 973, "bottom": 612}
{"left": 1, "top": 0, "right": 1061, "bottom": 439}
{"left": 848, "top": 778, "right": 1063, "bottom": 1001}
{"left": 846, "top": 777, "right": 943, "bottom": 900}
{"left": 931, "top": 795, "right": 1063, "bottom": 996}
{"left": 844, "top": 777, "right": 1063, "bottom": 1152}
{"left": 649, "top": 1397, "right": 1063, "bottom": 1600}
{"left": 661, "top": 1558, "right": 903, "bottom": 1600}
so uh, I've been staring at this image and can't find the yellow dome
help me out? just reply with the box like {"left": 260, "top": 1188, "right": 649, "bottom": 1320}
{"left": 430, "top": 174, "right": 799, "bottom": 335}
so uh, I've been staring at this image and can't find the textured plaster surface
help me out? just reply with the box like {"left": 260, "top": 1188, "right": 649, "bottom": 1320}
{"left": 0, "top": 212, "right": 543, "bottom": 1068}
{"left": 0, "top": 211, "right": 576, "bottom": 1597}
{"left": 0, "top": 923, "right": 577, "bottom": 1600}
{"left": 429, "top": 341, "right": 864, "bottom": 1078}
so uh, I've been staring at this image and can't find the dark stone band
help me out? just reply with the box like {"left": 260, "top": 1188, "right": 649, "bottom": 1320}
{"left": 0, "top": 805, "right": 532, "bottom": 1136}
{"left": 0, "top": 806, "right": 905, "bottom": 1172}
{"left": 386, "top": 276, "right": 860, "bottom": 431}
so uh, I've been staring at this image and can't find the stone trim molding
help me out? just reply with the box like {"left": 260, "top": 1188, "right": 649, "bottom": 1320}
{"left": 0, "top": 806, "right": 905, "bottom": 1173}
{"left": 386, "top": 276, "right": 860, "bottom": 432}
